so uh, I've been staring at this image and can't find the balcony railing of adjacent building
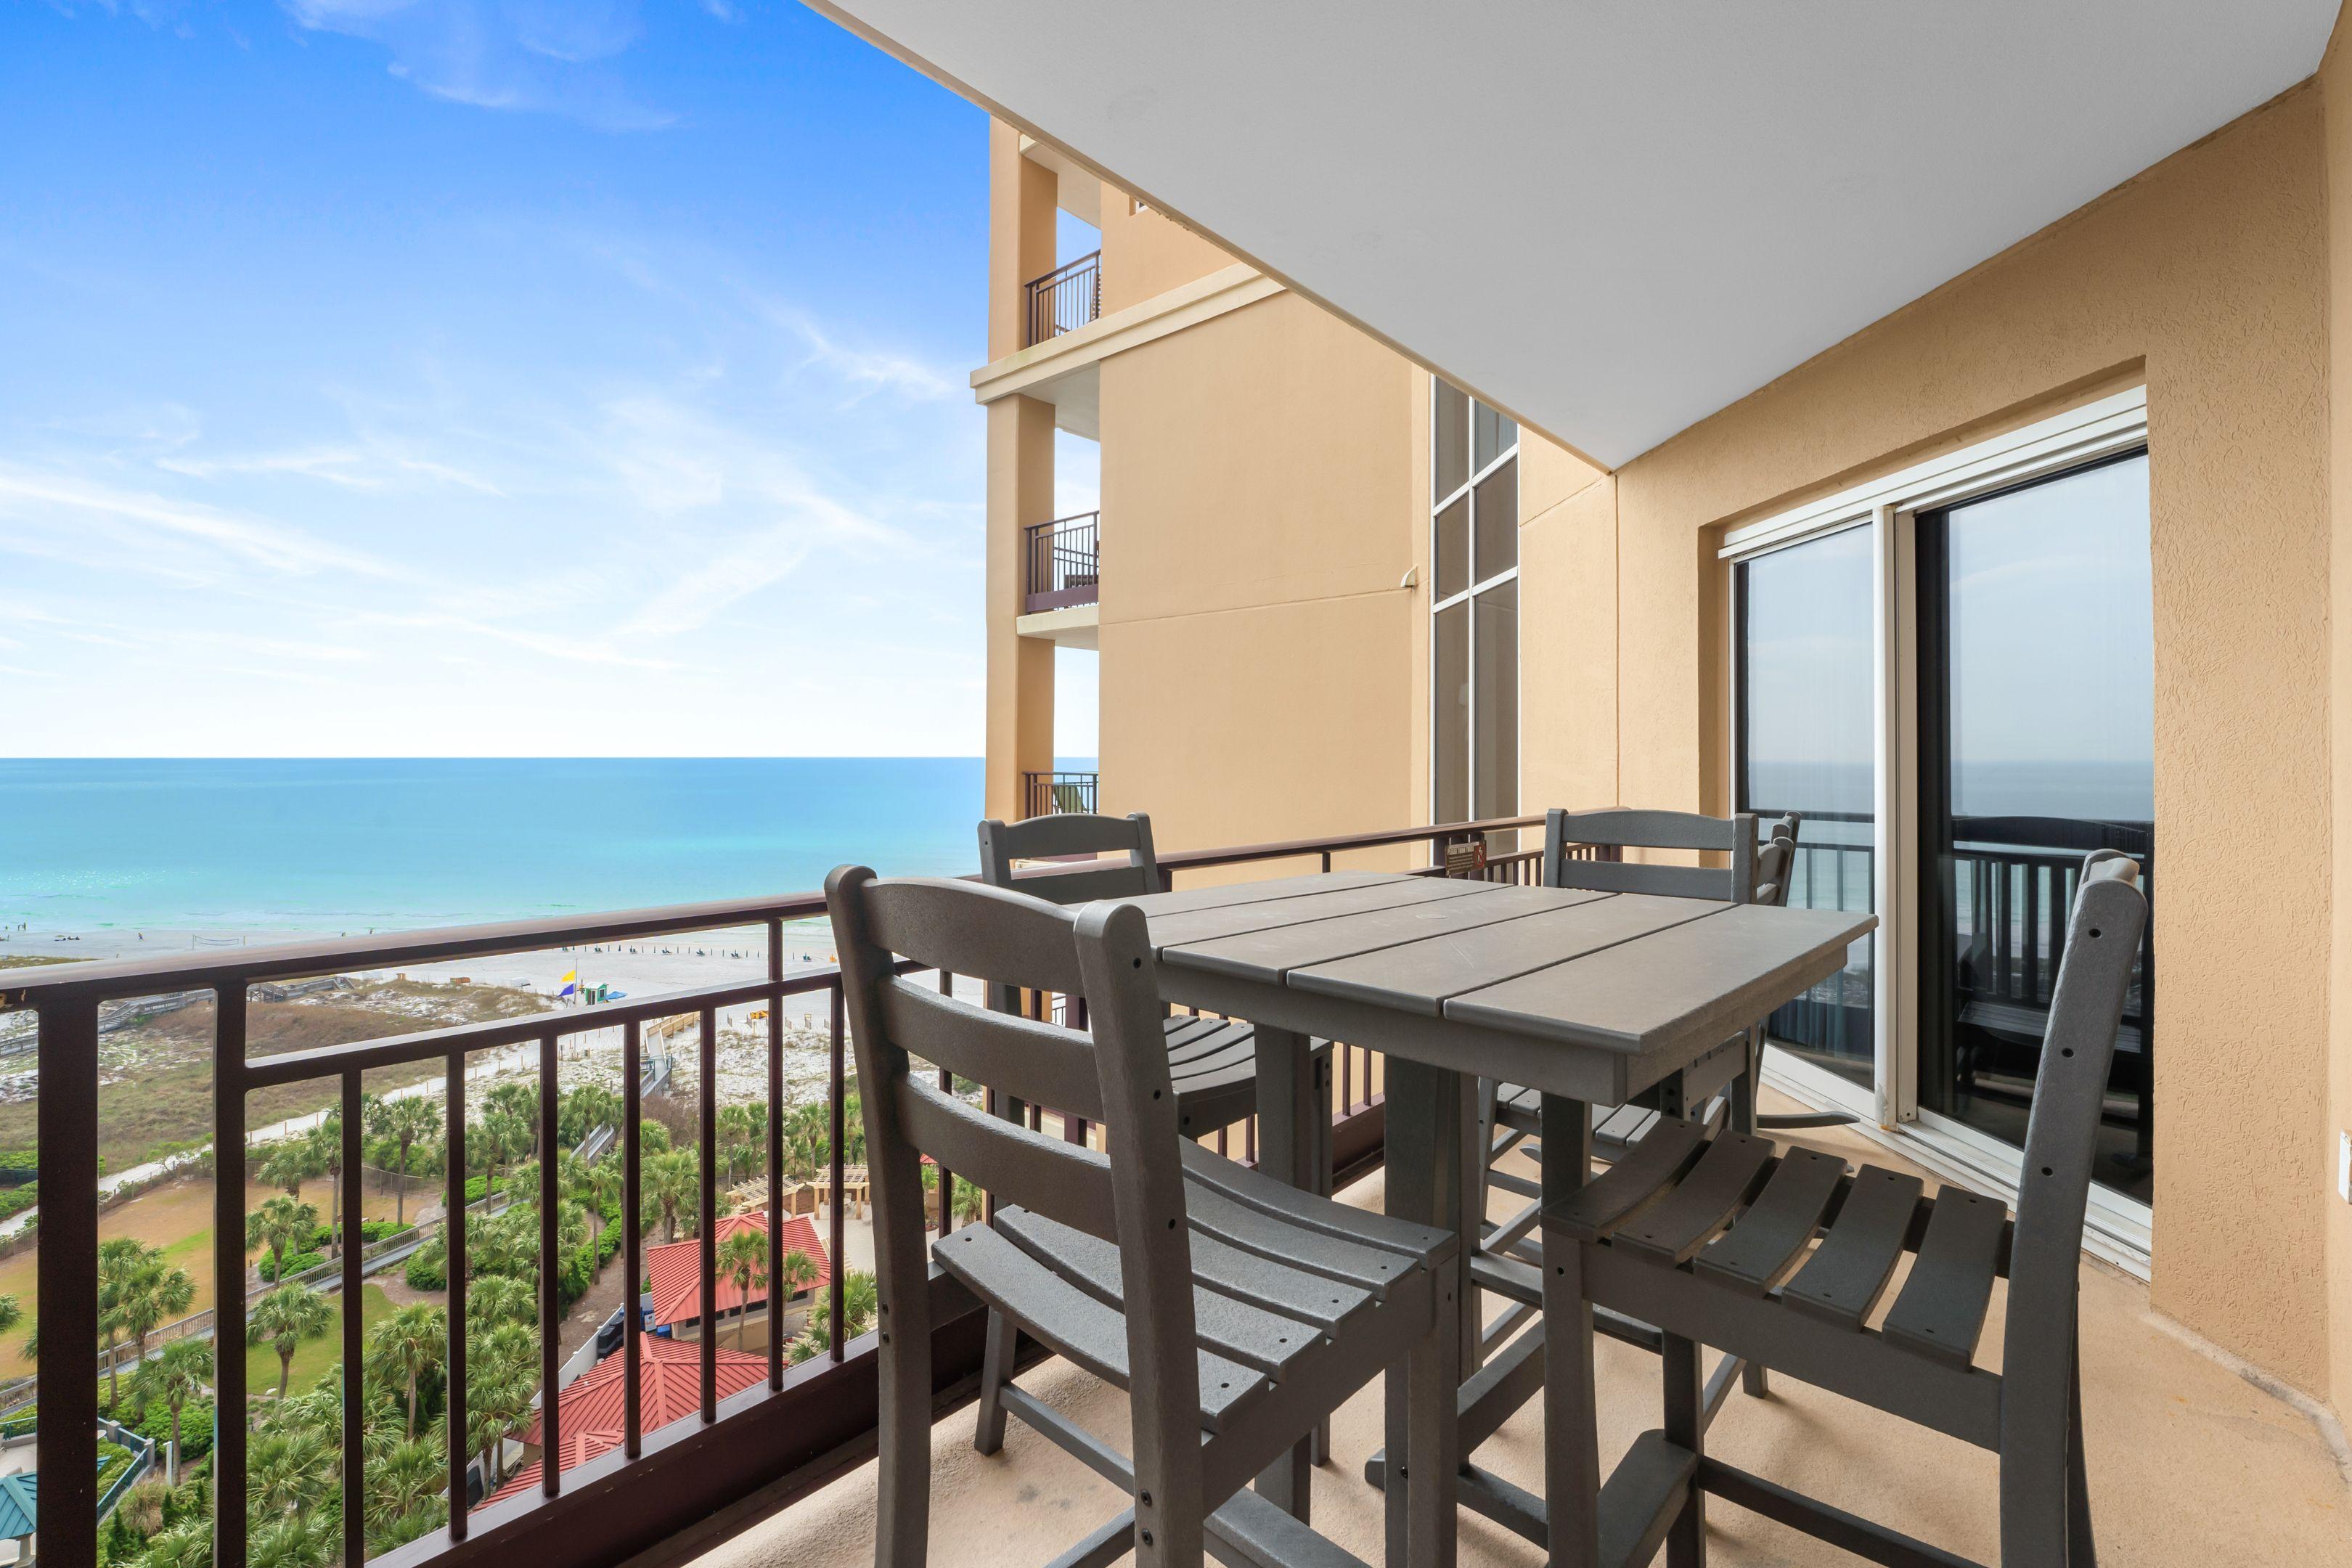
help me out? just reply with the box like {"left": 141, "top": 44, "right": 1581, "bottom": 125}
{"left": 0, "top": 812, "right": 1544, "bottom": 1568}
{"left": 1022, "top": 250, "right": 1101, "bottom": 346}
{"left": 1023, "top": 512, "right": 1100, "bottom": 613}
{"left": 1022, "top": 769, "right": 1099, "bottom": 819}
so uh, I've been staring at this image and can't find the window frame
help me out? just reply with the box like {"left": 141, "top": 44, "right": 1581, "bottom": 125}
{"left": 1429, "top": 380, "right": 1522, "bottom": 830}
{"left": 1720, "top": 384, "right": 2154, "bottom": 1273}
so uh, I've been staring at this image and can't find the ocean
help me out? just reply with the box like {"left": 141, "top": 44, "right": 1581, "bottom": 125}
{"left": 0, "top": 758, "right": 1090, "bottom": 934}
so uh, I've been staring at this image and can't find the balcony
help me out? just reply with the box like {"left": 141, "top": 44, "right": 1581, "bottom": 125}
{"left": 0, "top": 814, "right": 2336, "bottom": 1568}
{"left": 1022, "top": 512, "right": 1099, "bottom": 613}
{"left": 1021, "top": 769, "right": 1098, "bottom": 819}
{"left": 1023, "top": 250, "right": 1101, "bottom": 347}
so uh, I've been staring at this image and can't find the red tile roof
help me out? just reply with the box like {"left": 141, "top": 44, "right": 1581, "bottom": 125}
{"left": 645, "top": 1210, "right": 830, "bottom": 1330}
{"left": 483, "top": 1338, "right": 767, "bottom": 1507}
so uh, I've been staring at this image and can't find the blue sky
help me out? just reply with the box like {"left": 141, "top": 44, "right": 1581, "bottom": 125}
{"left": 0, "top": 0, "right": 1099, "bottom": 756}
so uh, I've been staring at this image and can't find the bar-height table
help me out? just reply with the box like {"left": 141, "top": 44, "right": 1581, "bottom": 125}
{"left": 1123, "top": 870, "right": 1875, "bottom": 1568}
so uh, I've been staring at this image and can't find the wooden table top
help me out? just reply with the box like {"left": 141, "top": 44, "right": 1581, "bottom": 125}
{"left": 1127, "top": 871, "right": 1875, "bottom": 1075}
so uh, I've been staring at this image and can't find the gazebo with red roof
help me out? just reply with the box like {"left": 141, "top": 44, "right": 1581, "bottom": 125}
{"left": 645, "top": 1210, "right": 830, "bottom": 1336}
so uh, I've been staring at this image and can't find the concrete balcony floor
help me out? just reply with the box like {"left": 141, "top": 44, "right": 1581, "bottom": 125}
{"left": 701, "top": 1094, "right": 2350, "bottom": 1566}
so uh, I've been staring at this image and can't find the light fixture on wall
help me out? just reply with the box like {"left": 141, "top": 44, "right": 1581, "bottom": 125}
{"left": 1398, "top": 565, "right": 1418, "bottom": 592}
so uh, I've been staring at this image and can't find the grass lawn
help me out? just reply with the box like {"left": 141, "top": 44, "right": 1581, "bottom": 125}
{"left": 247, "top": 1282, "right": 393, "bottom": 1400}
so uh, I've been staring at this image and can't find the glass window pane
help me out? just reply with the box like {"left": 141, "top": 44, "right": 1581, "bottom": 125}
{"left": 1737, "top": 528, "right": 1876, "bottom": 1087}
{"left": 1919, "top": 452, "right": 2153, "bottom": 1204}
{"left": 1472, "top": 579, "right": 1517, "bottom": 821}
{"left": 1473, "top": 457, "right": 1516, "bottom": 581}
{"left": 1434, "top": 381, "right": 1469, "bottom": 502}
{"left": 1473, "top": 400, "right": 1516, "bottom": 472}
{"left": 1434, "top": 495, "right": 1469, "bottom": 601}
{"left": 1435, "top": 600, "right": 1469, "bottom": 822}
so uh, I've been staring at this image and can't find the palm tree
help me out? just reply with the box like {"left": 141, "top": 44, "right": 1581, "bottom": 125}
{"left": 95, "top": 1235, "right": 152, "bottom": 1406}
{"left": 0, "top": 1294, "right": 22, "bottom": 1338}
{"left": 141, "top": 1516, "right": 213, "bottom": 1568}
{"left": 714, "top": 1227, "right": 767, "bottom": 1347}
{"left": 567, "top": 1153, "right": 622, "bottom": 1276}
{"left": 561, "top": 1082, "right": 616, "bottom": 1147}
{"left": 248, "top": 1423, "right": 334, "bottom": 1514}
{"left": 369, "top": 1095, "right": 439, "bottom": 1227}
{"left": 775, "top": 1247, "right": 817, "bottom": 1305}
{"left": 365, "top": 1438, "right": 446, "bottom": 1539}
{"left": 640, "top": 1148, "right": 698, "bottom": 1244}
{"left": 248, "top": 1283, "right": 332, "bottom": 1401}
{"left": 465, "top": 1273, "right": 534, "bottom": 1335}
{"left": 248, "top": 1507, "right": 333, "bottom": 1568}
{"left": 245, "top": 1195, "right": 319, "bottom": 1285}
{"left": 476, "top": 1110, "right": 531, "bottom": 1197}
{"left": 131, "top": 1339, "right": 212, "bottom": 1485}
{"left": 483, "top": 1079, "right": 537, "bottom": 1137}
{"left": 305, "top": 1114, "right": 345, "bottom": 1254}
{"left": 110, "top": 1255, "right": 194, "bottom": 1395}
{"left": 366, "top": 1303, "right": 447, "bottom": 1442}
{"left": 256, "top": 1142, "right": 311, "bottom": 1201}
{"left": 716, "top": 1103, "right": 762, "bottom": 1188}
{"left": 465, "top": 1324, "right": 538, "bottom": 1490}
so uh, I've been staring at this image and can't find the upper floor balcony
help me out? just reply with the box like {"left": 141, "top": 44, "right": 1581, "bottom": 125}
{"left": 1023, "top": 511, "right": 1099, "bottom": 613}
{"left": 1023, "top": 250, "right": 1101, "bottom": 347}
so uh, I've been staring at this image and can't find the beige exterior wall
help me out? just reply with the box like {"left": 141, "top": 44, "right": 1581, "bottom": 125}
{"left": 983, "top": 74, "right": 2352, "bottom": 1412}
{"left": 1098, "top": 179, "right": 1238, "bottom": 315}
{"left": 1596, "top": 85, "right": 2335, "bottom": 1396}
{"left": 1096, "top": 292, "right": 1424, "bottom": 853}
{"left": 2322, "top": 25, "right": 2352, "bottom": 1417}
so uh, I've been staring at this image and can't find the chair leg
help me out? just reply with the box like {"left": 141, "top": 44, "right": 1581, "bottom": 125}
{"left": 973, "top": 1307, "right": 1018, "bottom": 1455}
{"left": 1732, "top": 1031, "right": 1771, "bottom": 1401}
{"left": 2067, "top": 1352, "right": 2096, "bottom": 1566}
{"left": 1400, "top": 1272, "right": 1461, "bottom": 1568}
{"left": 1312, "top": 1050, "right": 1334, "bottom": 1467}
{"left": 875, "top": 1282, "right": 933, "bottom": 1568}
{"left": 1664, "top": 1332, "right": 1706, "bottom": 1568}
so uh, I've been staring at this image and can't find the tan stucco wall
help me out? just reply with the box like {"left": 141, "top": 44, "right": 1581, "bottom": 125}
{"left": 1098, "top": 180, "right": 1240, "bottom": 317}
{"left": 1590, "top": 86, "right": 2334, "bottom": 1394}
{"left": 2321, "top": 24, "right": 2352, "bottom": 1416}
{"left": 1095, "top": 292, "right": 1424, "bottom": 854}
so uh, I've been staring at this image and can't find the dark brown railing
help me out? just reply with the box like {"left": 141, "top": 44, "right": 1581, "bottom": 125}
{"left": 1021, "top": 770, "right": 1099, "bottom": 819}
{"left": 1023, "top": 512, "right": 1100, "bottom": 613}
{"left": 0, "top": 813, "right": 1538, "bottom": 1568}
{"left": 1022, "top": 250, "right": 1101, "bottom": 346}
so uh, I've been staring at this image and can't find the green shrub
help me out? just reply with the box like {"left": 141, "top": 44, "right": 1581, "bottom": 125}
{"left": 136, "top": 1397, "right": 212, "bottom": 1462}
{"left": 0, "top": 1185, "right": 38, "bottom": 1221}
{"left": 258, "top": 1249, "right": 324, "bottom": 1283}
{"left": 404, "top": 1236, "right": 447, "bottom": 1293}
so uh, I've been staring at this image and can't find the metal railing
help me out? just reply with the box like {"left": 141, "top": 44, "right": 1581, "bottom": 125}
{"left": 1021, "top": 770, "right": 1099, "bottom": 819}
{"left": 1023, "top": 512, "right": 1100, "bottom": 613}
{"left": 0, "top": 812, "right": 1540, "bottom": 1568}
{"left": 1022, "top": 250, "right": 1101, "bottom": 346}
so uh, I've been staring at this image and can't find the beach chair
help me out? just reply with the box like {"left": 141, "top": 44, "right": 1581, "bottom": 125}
{"left": 825, "top": 867, "right": 1459, "bottom": 1568}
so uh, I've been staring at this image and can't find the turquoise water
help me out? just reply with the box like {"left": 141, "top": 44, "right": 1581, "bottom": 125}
{"left": 0, "top": 759, "right": 1087, "bottom": 932}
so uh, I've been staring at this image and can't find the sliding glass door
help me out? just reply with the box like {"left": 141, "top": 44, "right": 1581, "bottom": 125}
{"left": 1734, "top": 526, "right": 1877, "bottom": 1089}
{"left": 1914, "top": 452, "right": 2155, "bottom": 1202}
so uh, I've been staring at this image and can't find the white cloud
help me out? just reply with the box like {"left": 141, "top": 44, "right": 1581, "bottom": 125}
{"left": 279, "top": 0, "right": 691, "bottom": 131}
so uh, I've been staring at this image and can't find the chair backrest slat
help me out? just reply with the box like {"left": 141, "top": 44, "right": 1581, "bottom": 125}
{"left": 1544, "top": 807, "right": 1758, "bottom": 905}
{"left": 875, "top": 977, "right": 1106, "bottom": 1123}
{"left": 891, "top": 1076, "right": 1119, "bottom": 1240}
{"left": 977, "top": 812, "right": 1161, "bottom": 905}
{"left": 1753, "top": 814, "right": 1802, "bottom": 910}
{"left": 862, "top": 876, "right": 1087, "bottom": 998}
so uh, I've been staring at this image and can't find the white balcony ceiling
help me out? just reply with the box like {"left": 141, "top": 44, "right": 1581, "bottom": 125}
{"left": 809, "top": 0, "right": 2338, "bottom": 467}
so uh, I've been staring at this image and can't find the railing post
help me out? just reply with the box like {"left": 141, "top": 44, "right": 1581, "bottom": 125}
{"left": 828, "top": 984, "right": 846, "bottom": 1363}
{"left": 539, "top": 1031, "right": 563, "bottom": 1494}
{"left": 767, "top": 921, "right": 786, "bottom": 1392}
{"left": 445, "top": 1049, "right": 470, "bottom": 1533}
{"left": 623, "top": 1018, "right": 643, "bottom": 1459}
{"left": 36, "top": 999, "right": 99, "bottom": 1568}
{"left": 341, "top": 1072, "right": 367, "bottom": 1563}
{"left": 211, "top": 980, "right": 249, "bottom": 1568}
{"left": 698, "top": 1005, "right": 718, "bottom": 1420}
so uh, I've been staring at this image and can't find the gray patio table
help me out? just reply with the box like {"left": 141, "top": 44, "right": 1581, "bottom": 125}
{"left": 1122, "top": 867, "right": 1876, "bottom": 1568}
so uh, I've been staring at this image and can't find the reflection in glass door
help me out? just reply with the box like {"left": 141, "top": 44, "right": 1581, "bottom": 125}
{"left": 1735, "top": 527, "right": 1877, "bottom": 1087}
{"left": 1916, "top": 452, "right": 2154, "bottom": 1204}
